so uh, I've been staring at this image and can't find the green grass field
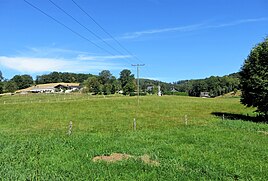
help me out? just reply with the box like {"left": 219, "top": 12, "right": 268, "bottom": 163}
{"left": 0, "top": 94, "right": 267, "bottom": 180}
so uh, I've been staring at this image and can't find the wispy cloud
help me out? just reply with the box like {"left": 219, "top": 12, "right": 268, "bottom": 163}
{"left": 0, "top": 47, "right": 130, "bottom": 74}
{"left": 121, "top": 24, "right": 204, "bottom": 39}
{"left": 78, "top": 55, "right": 131, "bottom": 61}
{"left": 0, "top": 56, "right": 125, "bottom": 73}
{"left": 206, "top": 17, "right": 268, "bottom": 28}
{"left": 119, "top": 17, "right": 268, "bottom": 40}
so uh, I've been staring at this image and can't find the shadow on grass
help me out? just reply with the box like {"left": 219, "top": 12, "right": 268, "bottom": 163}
{"left": 211, "top": 112, "right": 267, "bottom": 123}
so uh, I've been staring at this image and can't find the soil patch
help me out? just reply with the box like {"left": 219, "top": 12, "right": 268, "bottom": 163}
{"left": 92, "top": 153, "right": 160, "bottom": 166}
{"left": 258, "top": 131, "right": 268, "bottom": 135}
{"left": 92, "top": 153, "right": 132, "bottom": 163}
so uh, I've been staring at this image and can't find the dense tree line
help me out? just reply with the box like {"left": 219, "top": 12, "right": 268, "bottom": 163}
{"left": 173, "top": 73, "right": 240, "bottom": 97}
{"left": 139, "top": 79, "right": 173, "bottom": 94}
{"left": 0, "top": 73, "right": 34, "bottom": 93}
{"left": 139, "top": 73, "right": 240, "bottom": 97}
{"left": 0, "top": 69, "right": 240, "bottom": 97}
{"left": 36, "top": 72, "right": 93, "bottom": 84}
{"left": 83, "top": 69, "right": 136, "bottom": 95}
{"left": 0, "top": 70, "right": 136, "bottom": 95}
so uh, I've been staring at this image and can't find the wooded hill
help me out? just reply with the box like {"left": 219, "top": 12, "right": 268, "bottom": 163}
{"left": 0, "top": 70, "right": 240, "bottom": 97}
{"left": 140, "top": 73, "right": 240, "bottom": 97}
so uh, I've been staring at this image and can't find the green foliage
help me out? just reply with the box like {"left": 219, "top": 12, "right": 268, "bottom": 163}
{"left": 0, "top": 82, "right": 3, "bottom": 94}
{"left": 240, "top": 37, "right": 268, "bottom": 117}
{"left": 0, "top": 95, "right": 267, "bottom": 179}
{"left": 98, "top": 70, "right": 112, "bottom": 85}
{"left": 11, "top": 74, "right": 33, "bottom": 90}
{"left": 174, "top": 74, "right": 240, "bottom": 97}
{"left": 36, "top": 72, "right": 93, "bottom": 84}
{"left": 83, "top": 77, "right": 102, "bottom": 94}
{"left": 102, "top": 84, "right": 112, "bottom": 95}
{"left": 110, "top": 77, "right": 121, "bottom": 94}
{"left": 140, "top": 79, "right": 173, "bottom": 94}
{"left": 0, "top": 71, "right": 3, "bottom": 82}
{"left": 119, "top": 69, "right": 136, "bottom": 95}
{"left": 4, "top": 81, "right": 17, "bottom": 93}
{"left": 164, "top": 92, "right": 188, "bottom": 96}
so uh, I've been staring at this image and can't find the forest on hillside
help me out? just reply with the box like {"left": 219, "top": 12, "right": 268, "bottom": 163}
{"left": 0, "top": 70, "right": 240, "bottom": 97}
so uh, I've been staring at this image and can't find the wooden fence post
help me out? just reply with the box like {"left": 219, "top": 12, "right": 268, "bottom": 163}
{"left": 133, "top": 118, "right": 136, "bottom": 131}
{"left": 185, "top": 115, "right": 188, "bottom": 125}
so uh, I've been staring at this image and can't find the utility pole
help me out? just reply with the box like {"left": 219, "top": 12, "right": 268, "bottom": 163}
{"left": 132, "top": 64, "right": 145, "bottom": 131}
{"left": 132, "top": 64, "right": 145, "bottom": 105}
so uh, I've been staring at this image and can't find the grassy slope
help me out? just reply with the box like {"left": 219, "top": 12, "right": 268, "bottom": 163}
{"left": 0, "top": 94, "right": 267, "bottom": 180}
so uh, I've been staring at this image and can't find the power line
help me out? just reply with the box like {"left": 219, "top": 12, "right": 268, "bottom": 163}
{"left": 71, "top": 0, "right": 144, "bottom": 62}
{"left": 70, "top": 0, "right": 129, "bottom": 54}
{"left": 48, "top": 0, "right": 126, "bottom": 56}
{"left": 24, "top": 0, "right": 115, "bottom": 56}
{"left": 70, "top": 0, "right": 153, "bottom": 78}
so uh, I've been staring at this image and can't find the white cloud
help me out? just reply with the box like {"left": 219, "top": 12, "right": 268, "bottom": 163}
{"left": 77, "top": 54, "right": 132, "bottom": 61}
{"left": 0, "top": 56, "right": 125, "bottom": 73}
{"left": 205, "top": 17, "right": 268, "bottom": 29}
{"left": 121, "top": 24, "right": 203, "bottom": 39}
{"left": 0, "top": 46, "right": 132, "bottom": 74}
{"left": 119, "top": 17, "right": 268, "bottom": 40}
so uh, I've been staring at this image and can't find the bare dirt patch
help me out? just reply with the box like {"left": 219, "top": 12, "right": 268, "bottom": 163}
{"left": 140, "top": 154, "right": 160, "bottom": 166}
{"left": 92, "top": 153, "right": 160, "bottom": 166}
{"left": 92, "top": 153, "right": 132, "bottom": 163}
{"left": 258, "top": 131, "right": 268, "bottom": 135}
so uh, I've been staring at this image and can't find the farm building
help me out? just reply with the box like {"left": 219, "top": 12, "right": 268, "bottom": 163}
{"left": 16, "top": 83, "right": 81, "bottom": 94}
{"left": 200, "top": 92, "right": 210, "bottom": 98}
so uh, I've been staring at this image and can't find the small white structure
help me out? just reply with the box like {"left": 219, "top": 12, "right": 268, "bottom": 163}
{"left": 200, "top": 92, "right": 210, "bottom": 98}
{"left": 158, "top": 85, "right": 162, "bottom": 96}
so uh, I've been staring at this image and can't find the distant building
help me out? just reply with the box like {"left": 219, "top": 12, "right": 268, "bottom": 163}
{"left": 171, "top": 87, "right": 178, "bottom": 92}
{"left": 146, "top": 85, "right": 154, "bottom": 92}
{"left": 16, "top": 83, "right": 81, "bottom": 94}
{"left": 200, "top": 92, "right": 210, "bottom": 98}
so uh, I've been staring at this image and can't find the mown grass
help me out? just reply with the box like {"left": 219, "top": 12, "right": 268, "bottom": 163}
{"left": 0, "top": 94, "right": 267, "bottom": 180}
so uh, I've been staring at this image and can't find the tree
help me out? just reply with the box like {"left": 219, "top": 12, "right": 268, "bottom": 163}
{"left": 4, "top": 81, "right": 17, "bottom": 93}
{"left": 99, "top": 70, "right": 112, "bottom": 85}
{"left": 103, "top": 84, "right": 112, "bottom": 95}
{"left": 119, "top": 69, "right": 135, "bottom": 95}
{"left": 0, "top": 71, "right": 3, "bottom": 82}
{"left": 11, "top": 74, "right": 33, "bottom": 90}
{"left": 110, "top": 76, "right": 121, "bottom": 94}
{"left": 240, "top": 37, "right": 268, "bottom": 117}
{"left": 83, "top": 77, "right": 102, "bottom": 95}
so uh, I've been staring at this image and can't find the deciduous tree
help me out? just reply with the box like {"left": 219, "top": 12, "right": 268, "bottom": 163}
{"left": 240, "top": 37, "right": 268, "bottom": 117}
{"left": 119, "top": 69, "right": 135, "bottom": 95}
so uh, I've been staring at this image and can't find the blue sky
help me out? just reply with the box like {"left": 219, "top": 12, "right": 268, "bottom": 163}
{"left": 0, "top": 0, "right": 267, "bottom": 82}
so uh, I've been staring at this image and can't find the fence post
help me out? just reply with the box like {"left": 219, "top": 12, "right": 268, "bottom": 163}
{"left": 185, "top": 115, "right": 188, "bottom": 125}
{"left": 68, "top": 121, "right": 73, "bottom": 135}
{"left": 133, "top": 118, "right": 136, "bottom": 131}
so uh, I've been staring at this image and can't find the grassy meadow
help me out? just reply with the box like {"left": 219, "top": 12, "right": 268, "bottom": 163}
{"left": 0, "top": 94, "right": 268, "bottom": 180}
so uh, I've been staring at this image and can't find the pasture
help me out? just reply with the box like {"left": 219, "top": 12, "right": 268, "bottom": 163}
{"left": 0, "top": 94, "right": 267, "bottom": 180}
